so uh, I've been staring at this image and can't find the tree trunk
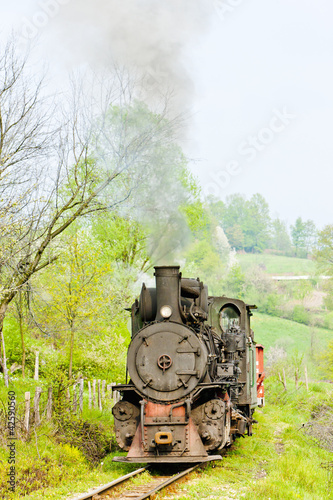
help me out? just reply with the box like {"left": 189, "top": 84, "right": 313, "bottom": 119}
{"left": 0, "top": 302, "right": 9, "bottom": 387}
{"left": 46, "top": 387, "right": 53, "bottom": 420}
{"left": 19, "top": 291, "right": 26, "bottom": 379}
{"left": 69, "top": 323, "right": 75, "bottom": 379}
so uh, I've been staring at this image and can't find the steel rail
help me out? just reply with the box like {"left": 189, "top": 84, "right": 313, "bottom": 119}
{"left": 134, "top": 463, "right": 202, "bottom": 500}
{"left": 67, "top": 467, "right": 147, "bottom": 500}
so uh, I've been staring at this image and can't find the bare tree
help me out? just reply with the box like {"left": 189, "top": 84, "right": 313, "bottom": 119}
{"left": 0, "top": 39, "right": 181, "bottom": 386}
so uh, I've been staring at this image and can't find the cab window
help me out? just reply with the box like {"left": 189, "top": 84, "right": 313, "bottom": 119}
{"left": 220, "top": 304, "right": 241, "bottom": 332}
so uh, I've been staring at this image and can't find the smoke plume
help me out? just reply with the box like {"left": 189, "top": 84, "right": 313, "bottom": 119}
{"left": 50, "top": 0, "right": 214, "bottom": 110}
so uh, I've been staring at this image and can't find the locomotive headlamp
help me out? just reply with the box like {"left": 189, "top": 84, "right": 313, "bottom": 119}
{"left": 160, "top": 305, "right": 172, "bottom": 319}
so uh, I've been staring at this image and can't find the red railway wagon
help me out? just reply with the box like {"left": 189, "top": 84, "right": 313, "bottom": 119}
{"left": 256, "top": 344, "right": 265, "bottom": 407}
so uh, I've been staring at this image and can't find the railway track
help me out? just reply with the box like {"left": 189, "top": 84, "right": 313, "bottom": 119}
{"left": 68, "top": 463, "right": 203, "bottom": 500}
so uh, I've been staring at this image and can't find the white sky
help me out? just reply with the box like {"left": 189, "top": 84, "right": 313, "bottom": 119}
{"left": 1, "top": 0, "right": 333, "bottom": 228}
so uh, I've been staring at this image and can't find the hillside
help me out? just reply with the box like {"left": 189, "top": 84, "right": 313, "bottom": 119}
{"left": 237, "top": 253, "right": 316, "bottom": 275}
{"left": 252, "top": 312, "right": 332, "bottom": 354}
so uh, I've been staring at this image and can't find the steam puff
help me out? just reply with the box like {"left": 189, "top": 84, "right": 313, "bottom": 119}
{"left": 52, "top": 0, "right": 213, "bottom": 107}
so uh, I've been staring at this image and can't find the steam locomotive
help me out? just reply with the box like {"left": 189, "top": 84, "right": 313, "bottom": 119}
{"left": 112, "top": 266, "right": 264, "bottom": 463}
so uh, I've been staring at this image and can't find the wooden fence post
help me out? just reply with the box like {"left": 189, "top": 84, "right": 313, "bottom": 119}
{"left": 73, "top": 383, "right": 77, "bottom": 412}
{"left": 34, "top": 387, "right": 42, "bottom": 425}
{"left": 88, "top": 381, "right": 92, "bottom": 409}
{"left": 282, "top": 368, "right": 287, "bottom": 391}
{"left": 102, "top": 380, "right": 106, "bottom": 400}
{"left": 24, "top": 392, "right": 31, "bottom": 432}
{"left": 305, "top": 366, "right": 309, "bottom": 391}
{"left": 79, "top": 379, "right": 84, "bottom": 413}
{"left": 92, "top": 379, "right": 96, "bottom": 409}
{"left": 107, "top": 383, "right": 112, "bottom": 404}
{"left": 111, "top": 383, "right": 117, "bottom": 405}
{"left": 34, "top": 351, "right": 39, "bottom": 381}
{"left": 98, "top": 379, "right": 102, "bottom": 410}
{"left": 46, "top": 387, "right": 53, "bottom": 421}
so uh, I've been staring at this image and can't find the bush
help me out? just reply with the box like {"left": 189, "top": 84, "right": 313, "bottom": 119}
{"left": 44, "top": 368, "right": 114, "bottom": 464}
{"left": 292, "top": 305, "right": 310, "bottom": 325}
{"left": 54, "top": 416, "right": 113, "bottom": 464}
{"left": 259, "top": 293, "right": 281, "bottom": 315}
{"left": 324, "top": 311, "right": 333, "bottom": 330}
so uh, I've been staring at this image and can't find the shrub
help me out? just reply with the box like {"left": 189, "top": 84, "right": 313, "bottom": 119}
{"left": 324, "top": 311, "right": 333, "bottom": 330}
{"left": 54, "top": 416, "right": 113, "bottom": 464}
{"left": 259, "top": 293, "right": 281, "bottom": 315}
{"left": 292, "top": 305, "right": 310, "bottom": 325}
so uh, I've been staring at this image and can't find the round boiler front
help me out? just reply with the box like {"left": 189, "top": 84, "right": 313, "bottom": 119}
{"left": 127, "top": 322, "right": 208, "bottom": 402}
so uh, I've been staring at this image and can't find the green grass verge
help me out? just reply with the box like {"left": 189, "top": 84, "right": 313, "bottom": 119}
{"left": 164, "top": 379, "right": 333, "bottom": 500}
{"left": 1, "top": 379, "right": 333, "bottom": 499}
{"left": 237, "top": 254, "right": 316, "bottom": 275}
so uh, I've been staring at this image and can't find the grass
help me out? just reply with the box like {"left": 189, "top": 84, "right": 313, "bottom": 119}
{"left": 251, "top": 312, "right": 332, "bottom": 354}
{"left": 237, "top": 254, "right": 316, "bottom": 276}
{"left": 0, "top": 442, "right": 143, "bottom": 500}
{"left": 1, "top": 306, "right": 332, "bottom": 499}
{"left": 1, "top": 377, "right": 333, "bottom": 499}
{"left": 0, "top": 378, "right": 139, "bottom": 500}
{"left": 158, "top": 379, "right": 333, "bottom": 500}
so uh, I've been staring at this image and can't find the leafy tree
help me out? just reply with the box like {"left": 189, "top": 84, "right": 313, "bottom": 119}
{"left": 91, "top": 214, "right": 149, "bottom": 269}
{"left": 271, "top": 218, "right": 292, "bottom": 253}
{"left": 291, "top": 217, "right": 317, "bottom": 256}
{"left": 207, "top": 198, "right": 226, "bottom": 226}
{"left": 314, "top": 225, "right": 333, "bottom": 311}
{"left": 183, "top": 240, "right": 222, "bottom": 278}
{"left": 314, "top": 225, "right": 333, "bottom": 275}
{"left": 304, "top": 220, "right": 317, "bottom": 253}
{"left": 225, "top": 224, "right": 244, "bottom": 250}
{"left": 224, "top": 264, "right": 246, "bottom": 299}
{"left": 33, "top": 232, "right": 111, "bottom": 379}
{"left": 207, "top": 193, "right": 271, "bottom": 252}
{"left": 291, "top": 217, "right": 306, "bottom": 256}
{"left": 223, "top": 194, "right": 248, "bottom": 230}
{"left": 242, "top": 194, "right": 271, "bottom": 252}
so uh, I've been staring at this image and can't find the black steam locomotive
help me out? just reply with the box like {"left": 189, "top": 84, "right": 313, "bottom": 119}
{"left": 112, "top": 266, "right": 263, "bottom": 463}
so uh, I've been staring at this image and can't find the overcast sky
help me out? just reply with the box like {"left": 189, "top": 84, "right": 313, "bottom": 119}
{"left": 1, "top": 0, "right": 332, "bottom": 228}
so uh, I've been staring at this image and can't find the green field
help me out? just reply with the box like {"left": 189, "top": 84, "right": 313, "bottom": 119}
{"left": 252, "top": 312, "right": 332, "bottom": 363}
{"left": 237, "top": 253, "right": 316, "bottom": 275}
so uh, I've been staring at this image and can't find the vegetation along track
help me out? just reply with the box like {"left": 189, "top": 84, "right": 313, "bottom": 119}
{"left": 68, "top": 463, "right": 203, "bottom": 500}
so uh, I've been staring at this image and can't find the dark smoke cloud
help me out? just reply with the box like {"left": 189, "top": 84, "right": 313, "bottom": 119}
{"left": 51, "top": 0, "right": 214, "bottom": 109}
{"left": 44, "top": 0, "right": 214, "bottom": 264}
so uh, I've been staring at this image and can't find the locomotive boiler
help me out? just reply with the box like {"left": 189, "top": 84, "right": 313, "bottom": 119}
{"left": 112, "top": 266, "right": 264, "bottom": 463}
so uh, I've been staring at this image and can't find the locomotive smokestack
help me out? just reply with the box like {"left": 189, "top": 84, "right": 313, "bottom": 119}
{"left": 154, "top": 266, "right": 182, "bottom": 323}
